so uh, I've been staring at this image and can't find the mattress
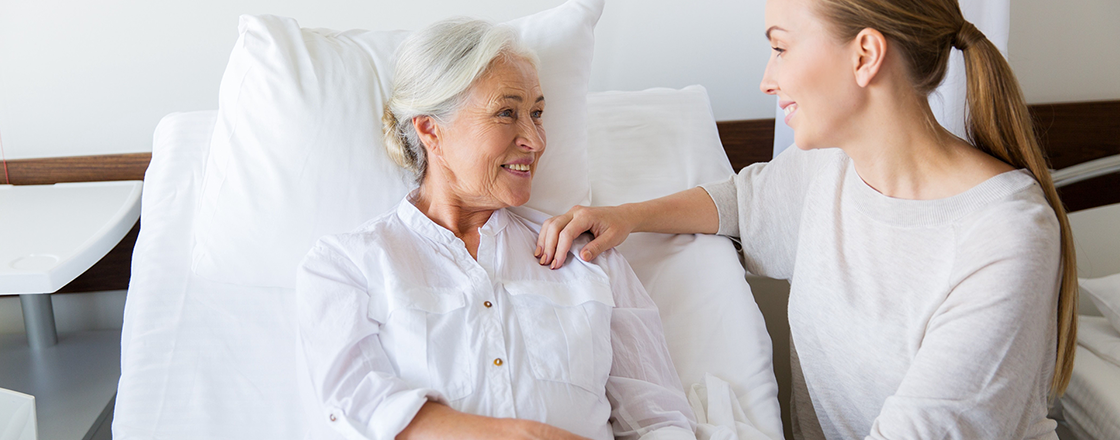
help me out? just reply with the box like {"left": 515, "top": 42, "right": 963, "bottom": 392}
{"left": 1061, "top": 317, "right": 1120, "bottom": 440}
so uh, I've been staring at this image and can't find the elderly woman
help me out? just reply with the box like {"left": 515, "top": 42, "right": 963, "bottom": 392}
{"left": 295, "top": 18, "right": 696, "bottom": 440}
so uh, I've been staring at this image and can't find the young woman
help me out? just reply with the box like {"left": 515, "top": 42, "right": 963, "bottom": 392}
{"left": 536, "top": 0, "right": 1077, "bottom": 438}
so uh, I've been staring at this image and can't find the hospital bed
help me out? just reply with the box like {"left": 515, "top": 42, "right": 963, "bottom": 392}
{"left": 105, "top": 1, "right": 1120, "bottom": 438}
{"left": 111, "top": 1, "right": 783, "bottom": 438}
{"left": 1057, "top": 153, "right": 1120, "bottom": 440}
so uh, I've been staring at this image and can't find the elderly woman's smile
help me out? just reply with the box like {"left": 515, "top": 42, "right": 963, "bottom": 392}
{"left": 416, "top": 55, "right": 546, "bottom": 213}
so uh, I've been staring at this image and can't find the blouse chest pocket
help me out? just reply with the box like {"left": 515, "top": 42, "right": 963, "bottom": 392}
{"left": 506, "top": 281, "right": 615, "bottom": 394}
{"left": 373, "top": 287, "right": 475, "bottom": 401}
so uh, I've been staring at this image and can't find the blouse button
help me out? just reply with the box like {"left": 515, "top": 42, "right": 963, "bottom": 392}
{"left": 329, "top": 414, "right": 337, "bottom": 422}
{"left": 484, "top": 301, "right": 493, "bottom": 308}
{"left": 493, "top": 358, "right": 504, "bottom": 366}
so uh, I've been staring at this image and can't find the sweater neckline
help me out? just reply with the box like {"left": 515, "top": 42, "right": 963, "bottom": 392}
{"left": 843, "top": 159, "right": 1037, "bottom": 227}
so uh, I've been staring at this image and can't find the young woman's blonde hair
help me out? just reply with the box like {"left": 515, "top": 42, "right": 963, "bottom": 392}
{"left": 813, "top": 0, "right": 1077, "bottom": 398}
{"left": 382, "top": 18, "right": 538, "bottom": 182}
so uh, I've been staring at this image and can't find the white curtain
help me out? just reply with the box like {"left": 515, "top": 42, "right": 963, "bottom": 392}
{"left": 771, "top": 0, "right": 1011, "bottom": 157}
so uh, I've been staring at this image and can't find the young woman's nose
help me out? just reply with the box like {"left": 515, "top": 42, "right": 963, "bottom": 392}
{"left": 760, "top": 58, "right": 779, "bottom": 95}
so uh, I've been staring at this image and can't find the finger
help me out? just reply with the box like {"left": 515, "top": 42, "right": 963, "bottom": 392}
{"left": 582, "top": 225, "right": 628, "bottom": 261}
{"left": 535, "top": 218, "right": 551, "bottom": 258}
{"left": 579, "top": 239, "right": 599, "bottom": 262}
{"left": 579, "top": 231, "right": 613, "bottom": 262}
{"left": 551, "top": 220, "right": 587, "bottom": 269}
{"left": 539, "top": 216, "right": 568, "bottom": 266}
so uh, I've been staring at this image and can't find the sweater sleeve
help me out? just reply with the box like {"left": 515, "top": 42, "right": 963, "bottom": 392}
{"left": 866, "top": 201, "right": 1062, "bottom": 440}
{"left": 698, "top": 147, "right": 841, "bottom": 279}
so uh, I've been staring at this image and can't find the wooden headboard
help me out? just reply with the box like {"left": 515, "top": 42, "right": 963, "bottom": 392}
{"left": 717, "top": 100, "right": 1120, "bottom": 212}
{"left": 4, "top": 100, "right": 1118, "bottom": 294}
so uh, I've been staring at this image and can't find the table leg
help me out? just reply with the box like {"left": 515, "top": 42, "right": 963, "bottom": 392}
{"left": 19, "top": 294, "right": 58, "bottom": 348}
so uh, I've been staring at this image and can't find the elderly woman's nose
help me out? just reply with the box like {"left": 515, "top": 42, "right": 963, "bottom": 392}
{"left": 516, "top": 120, "right": 544, "bottom": 151}
{"left": 517, "top": 132, "right": 544, "bottom": 151}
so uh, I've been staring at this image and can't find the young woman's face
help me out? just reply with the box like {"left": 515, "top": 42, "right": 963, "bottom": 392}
{"left": 761, "top": 0, "right": 864, "bottom": 150}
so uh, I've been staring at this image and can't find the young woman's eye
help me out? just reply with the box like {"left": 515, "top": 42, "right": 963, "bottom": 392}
{"left": 772, "top": 47, "right": 786, "bottom": 57}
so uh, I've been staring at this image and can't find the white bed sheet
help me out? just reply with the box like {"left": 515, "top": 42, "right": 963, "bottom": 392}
{"left": 1061, "top": 317, "right": 1120, "bottom": 440}
{"left": 114, "top": 111, "right": 307, "bottom": 438}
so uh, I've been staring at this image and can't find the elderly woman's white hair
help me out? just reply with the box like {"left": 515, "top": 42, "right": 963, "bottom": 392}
{"left": 382, "top": 18, "right": 539, "bottom": 180}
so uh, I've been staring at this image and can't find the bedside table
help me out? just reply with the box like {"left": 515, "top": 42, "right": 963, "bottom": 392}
{"left": 0, "top": 180, "right": 142, "bottom": 440}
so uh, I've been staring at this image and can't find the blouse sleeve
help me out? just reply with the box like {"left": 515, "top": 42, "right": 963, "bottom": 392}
{"left": 599, "top": 249, "right": 698, "bottom": 440}
{"left": 866, "top": 204, "right": 1062, "bottom": 439}
{"left": 296, "top": 237, "right": 444, "bottom": 440}
{"left": 698, "top": 146, "right": 842, "bottom": 279}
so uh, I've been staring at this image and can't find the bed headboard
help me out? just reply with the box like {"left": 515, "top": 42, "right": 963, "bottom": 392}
{"left": 4, "top": 100, "right": 1117, "bottom": 293}
{"left": 716, "top": 100, "right": 1120, "bottom": 212}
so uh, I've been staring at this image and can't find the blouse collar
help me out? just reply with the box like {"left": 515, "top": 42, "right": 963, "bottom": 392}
{"left": 395, "top": 191, "right": 511, "bottom": 246}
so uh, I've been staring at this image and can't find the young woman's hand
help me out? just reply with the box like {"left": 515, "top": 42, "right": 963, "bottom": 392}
{"left": 535, "top": 205, "right": 637, "bottom": 269}
{"left": 535, "top": 187, "right": 720, "bottom": 269}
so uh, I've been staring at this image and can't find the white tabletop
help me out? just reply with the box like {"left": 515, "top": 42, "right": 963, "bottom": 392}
{"left": 0, "top": 181, "right": 142, "bottom": 295}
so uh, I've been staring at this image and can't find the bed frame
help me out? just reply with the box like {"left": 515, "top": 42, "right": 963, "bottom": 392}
{"left": 4, "top": 100, "right": 1118, "bottom": 295}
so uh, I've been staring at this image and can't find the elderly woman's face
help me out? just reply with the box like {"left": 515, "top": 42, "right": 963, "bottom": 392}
{"left": 429, "top": 56, "right": 545, "bottom": 209}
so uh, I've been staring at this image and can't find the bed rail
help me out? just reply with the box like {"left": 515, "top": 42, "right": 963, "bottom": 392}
{"left": 1053, "top": 153, "right": 1120, "bottom": 188}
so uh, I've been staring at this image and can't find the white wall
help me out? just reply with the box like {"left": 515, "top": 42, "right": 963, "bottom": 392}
{"left": 0, "top": 0, "right": 1116, "bottom": 161}
{"left": 0, "top": 0, "right": 768, "bottom": 160}
{"left": 1008, "top": 0, "right": 1120, "bottom": 104}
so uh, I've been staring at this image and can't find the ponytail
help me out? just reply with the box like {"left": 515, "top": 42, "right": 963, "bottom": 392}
{"left": 955, "top": 21, "right": 1078, "bottom": 399}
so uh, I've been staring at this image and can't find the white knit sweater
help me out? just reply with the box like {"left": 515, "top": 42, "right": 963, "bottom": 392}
{"left": 701, "top": 146, "right": 1061, "bottom": 440}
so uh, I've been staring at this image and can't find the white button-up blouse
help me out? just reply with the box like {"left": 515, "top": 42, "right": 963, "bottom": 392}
{"left": 296, "top": 198, "right": 696, "bottom": 440}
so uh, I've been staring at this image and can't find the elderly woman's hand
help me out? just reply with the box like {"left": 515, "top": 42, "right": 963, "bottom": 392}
{"left": 535, "top": 204, "right": 637, "bottom": 269}
{"left": 505, "top": 419, "right": 594, "bottom": 440}
{"left": 399, "top": 402, "right": 591, "bottom": 440}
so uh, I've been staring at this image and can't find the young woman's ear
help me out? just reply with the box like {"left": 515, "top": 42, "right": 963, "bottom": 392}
{"left": 412, "top": 115, "right": 441, "bottom": 156}
{"left": 852, "top": 28, "right": 887, "bottom": 88}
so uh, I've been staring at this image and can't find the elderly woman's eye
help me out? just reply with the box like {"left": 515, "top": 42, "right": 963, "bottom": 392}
{"left": 497, "top": 109, "right": 514, "bottom": 118}
{"left": 531, "top": 110, "right": 543, "bottom": 119}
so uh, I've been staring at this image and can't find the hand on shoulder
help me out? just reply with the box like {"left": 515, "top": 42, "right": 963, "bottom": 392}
{"left": 535, "top": 205, "right": 637, "bottom": 269}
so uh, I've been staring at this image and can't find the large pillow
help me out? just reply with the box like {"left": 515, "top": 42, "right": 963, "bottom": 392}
{"left": 1078, "top": 316, "right": 1120, "bottom": 368}
{"left": 193, "top": 0, "right": 602, "bottom": 288}
{"left": 1082, "top": 273, "right": 1120, "bottom": 333}
{"left": 585, "top": 86, "right": 784, "bottom": 440}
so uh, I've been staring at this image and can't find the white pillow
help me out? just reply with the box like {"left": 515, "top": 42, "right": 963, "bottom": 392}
{"left": 193, "top": 1, "right": 602, "bottom": 288}
{"left": 1081, "top": 273, "right": 1120, "bottom": 333}
{"left": 588, "top": 86, "right": 734, "bottom": 206}
{"left": 587, "top": 86, "right": 784, "bottom": 440}
{"left": 1077, "top": 316, "right": 1120, "bottom": 368}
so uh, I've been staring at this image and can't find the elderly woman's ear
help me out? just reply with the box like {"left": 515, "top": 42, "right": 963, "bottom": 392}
{"left": 412, "top": 115, "right": 441, "bottom": 155}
